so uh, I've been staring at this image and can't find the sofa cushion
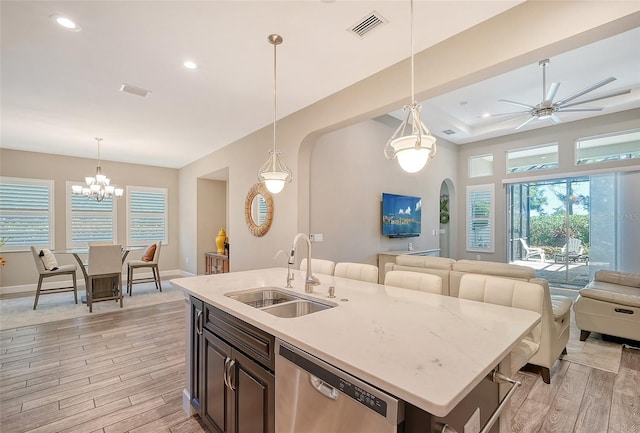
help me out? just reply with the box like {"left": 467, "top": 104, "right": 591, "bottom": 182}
{"left": 453, "top": 260, "right": 535, "bottom": 279}
{"left": 395, "top": 255, "right": 455, "bottom": 270}
{"left": 595, "top": 270, "right": 640, "bottom": 288}
{"left": 39, "top": 249, "right": 59, "bottom": 271}
{"left": 580, "top": 282, "right": 640, "bottom": 308}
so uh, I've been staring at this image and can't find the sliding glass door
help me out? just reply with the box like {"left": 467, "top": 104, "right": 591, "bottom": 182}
{"left": 508, "top": 176, "right": 593, "bottom": 288}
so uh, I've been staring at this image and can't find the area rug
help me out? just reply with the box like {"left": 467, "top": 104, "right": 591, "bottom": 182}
{"left": 0, "top": 279, "right": 185, "bottom": 330}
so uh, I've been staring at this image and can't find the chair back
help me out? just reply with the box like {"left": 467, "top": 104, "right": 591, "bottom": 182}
{"left": 334, "top": 262, "right": 379, "bottom": 283}
{"left": 564, "top": 238, "right": 583, "bottom": 254}
{"left": 88, "top": 245, "right": 122, "bottom": 276}
{"left": 300, "top": 258, "right": 335, "bottom": 276}
{"left": 519, "top": 238, "right": 530, "bottom": 252}
{"left": 30, "top": 246, "right": 46, "bottom": 275}
{"left": 384, "top": 270, "right": 443, "bottom": 295}
{"left": 458, "top": 274, "right": 544, "bottom": 343}
{"left": 149, "top": 241, "right": 161, "bottom": 264}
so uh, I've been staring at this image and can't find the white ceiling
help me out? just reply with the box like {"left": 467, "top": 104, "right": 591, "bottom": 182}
{"left": 1, "top": 1, "right": 638, "bottom": 169}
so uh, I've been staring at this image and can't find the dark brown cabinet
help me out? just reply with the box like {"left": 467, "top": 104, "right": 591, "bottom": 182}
{"left": 191, "top": 297, "right": 275, "bottom": 433}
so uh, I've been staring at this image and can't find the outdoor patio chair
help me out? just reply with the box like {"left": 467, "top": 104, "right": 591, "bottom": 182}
{"left": 555, "top": 238, "right": 586, "bottom": 263}
{"left": 519, "top": 238, "right": 545, "bottom": 262}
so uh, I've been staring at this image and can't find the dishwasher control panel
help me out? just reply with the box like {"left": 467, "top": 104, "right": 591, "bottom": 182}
{"left": 338, "top": 378, "right": 388, "bottom": 416}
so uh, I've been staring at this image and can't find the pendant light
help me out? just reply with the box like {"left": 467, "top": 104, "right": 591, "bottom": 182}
{"left": 258, "top": 34, "right": 292, "bottom": 194}
{"left": 384, "top": 0, "right": 437, "bottom": 173}
{"left": 71, "top": 137, "right": 123, "bottom": 202}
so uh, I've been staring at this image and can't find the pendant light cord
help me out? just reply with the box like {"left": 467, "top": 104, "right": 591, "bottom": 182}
{"left": 410, "top": 0, "right": 415, "bottom": 104}
{"left": 272, "top": 39, "right": 277, "bottom": 155}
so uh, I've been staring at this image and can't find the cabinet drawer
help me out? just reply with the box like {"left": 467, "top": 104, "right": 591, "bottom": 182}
{"left": 204, "top": 303, "right": 275, "bottom": 371}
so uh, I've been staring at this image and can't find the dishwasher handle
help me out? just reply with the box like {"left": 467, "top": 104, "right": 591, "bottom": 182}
{"left": 310, "top": 374, "right": 339, "bottom": 400}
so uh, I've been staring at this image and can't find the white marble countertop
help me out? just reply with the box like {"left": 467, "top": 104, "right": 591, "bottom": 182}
{"left": 171, "top": 267, "right": 540, "bottom": 417}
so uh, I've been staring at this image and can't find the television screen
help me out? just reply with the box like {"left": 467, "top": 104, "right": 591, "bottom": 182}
{"left": 382, "top": 193, "right": 422, "bottom": 238}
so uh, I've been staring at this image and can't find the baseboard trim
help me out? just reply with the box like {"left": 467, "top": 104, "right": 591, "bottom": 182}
{"left": 1, "top": 269, "right": 195, "bottom": 297}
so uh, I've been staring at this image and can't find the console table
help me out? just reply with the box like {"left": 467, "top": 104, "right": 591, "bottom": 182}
{"left": 377, "top": 249, "right": 440, "bottom": 284}
{"left": 205, "top": 252, "right": 229, "bottom": 274}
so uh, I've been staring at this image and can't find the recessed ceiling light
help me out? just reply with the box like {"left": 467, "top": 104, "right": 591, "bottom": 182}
{"left": 51, "top": 15, "right": 81, "bottom": 32}
{"left": 482, "top": 113, "right": 491, "bottom": 118}
{"left": 183, "top": 61, "right": 197, "bottom": 70}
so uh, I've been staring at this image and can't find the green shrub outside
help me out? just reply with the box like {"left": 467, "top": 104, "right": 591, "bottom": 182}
{"left": 530, "top": 214, "right": 589, "bottom": 254}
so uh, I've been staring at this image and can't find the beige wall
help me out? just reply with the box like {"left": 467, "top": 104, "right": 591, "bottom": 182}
{"left": 309, "top": 117, "right": 458, "bottom": 266}
{"left": 177, "top": 2, "right": 640, "bottom": 273}
{"left": 0, "top": 149, "right": 180, "bottom": 290}
{"left": 455, "top": 109, "right": 640, "bottom": 263}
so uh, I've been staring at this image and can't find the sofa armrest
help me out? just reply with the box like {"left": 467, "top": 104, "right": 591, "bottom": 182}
{"left": 550, "top": 295, "right": 572, "bottom": 320}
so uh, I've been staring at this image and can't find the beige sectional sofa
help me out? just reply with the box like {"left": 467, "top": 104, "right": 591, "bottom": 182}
{"left": 385, "top": 255, "right": 572, "bottom": 383}
{"left": 574, "top": 270, "right": 640, "bottom": 342}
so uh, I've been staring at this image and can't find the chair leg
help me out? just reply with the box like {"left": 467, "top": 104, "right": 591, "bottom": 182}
{"left": 72, "top": 272, "right": 78, "bottom": 304}
{"left": 33, "top": 275, "right": 44, "bottom": 310}
{"left": 118, "top": 277, "right": 123, "bottom": 309}
{"left": 88, "top": 278, "right": 93, "bottom": 313}
{"left": 540, "top": 367, "right": 551, "bottom": 384}
{"left": 560, "top": 347, "right": 567, "bottom": 357}
{"left": 127, "top": 266, "right": 133, "bottom": 296}
{"left": 154, "top": 266, "right": 162, "bottom": 292}
{"left": 580, "top": 330, "right": 591, "bottom": 341}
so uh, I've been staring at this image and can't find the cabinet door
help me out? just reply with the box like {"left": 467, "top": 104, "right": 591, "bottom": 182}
{"left": 231, "top": 349, "right": 275, "bottom": 433}
{"left": 202, "top": 329, "right": 233, "bottom": 433}
{"left": 191, "top": 297, "right": 204, "bottom": 412}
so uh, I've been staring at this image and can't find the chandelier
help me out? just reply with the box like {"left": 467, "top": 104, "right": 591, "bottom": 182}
{"left": 72, "top": 137, "right": 123, "bottom": 202}
{"left": 384, "top": 0, "right": 437, "bottom": 173}
{"left": 258, "top": 34, "right": 292, "bottom": 194}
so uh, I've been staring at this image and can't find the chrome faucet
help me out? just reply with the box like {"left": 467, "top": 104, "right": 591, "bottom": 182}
{"left": 289, "top": 233, "right": 320, "bottom": 293}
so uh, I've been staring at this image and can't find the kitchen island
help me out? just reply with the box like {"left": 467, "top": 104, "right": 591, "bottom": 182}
{"left": 172, "top": 267, "right": 540, "bottom": 433}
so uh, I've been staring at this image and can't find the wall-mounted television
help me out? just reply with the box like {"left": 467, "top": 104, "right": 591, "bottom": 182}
{"left": 382, "top": 193, "right": 422, "bottom": 238}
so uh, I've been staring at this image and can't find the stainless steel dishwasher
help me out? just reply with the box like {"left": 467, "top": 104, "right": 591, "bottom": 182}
{"left": 275, "top": 340, "right": 404, "bottom": 433}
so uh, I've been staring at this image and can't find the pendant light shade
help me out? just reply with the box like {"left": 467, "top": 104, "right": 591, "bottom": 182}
{"left": 385, "top": 0, "right": 436, "bottom": 173}
{"left": 258, "top": 34, "right": 292, "bottom": 194}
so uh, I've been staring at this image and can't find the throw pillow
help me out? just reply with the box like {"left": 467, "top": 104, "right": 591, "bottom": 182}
{"left": 39, "top": 249, "right": 59, "bottom": 271}
{"left": 142, "top": 244, "right": 156, "bottom": 262}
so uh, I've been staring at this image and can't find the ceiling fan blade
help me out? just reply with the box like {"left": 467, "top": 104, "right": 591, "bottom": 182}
{"left": 487, "top": 110, "right": 530, "bottom": 117}
{"left": 550, "top": 114, "right": 562, "bottom": 124}
{"left": 544, "top": 82, "right": 560, "bottom": 104}
{"left": 555, "top": 76, "right": 616, "bottom": 106}
{"left": 559, "top": 88, "right": 631, "bottom": 108}
{"left": 498, "top": 99, "right": 536, "bottom": 110}
{"left": 556, "top": 107, "right": 604, "bottom": 112}
{"left": 514, "top": 116, "right": 536, "bottom": 130}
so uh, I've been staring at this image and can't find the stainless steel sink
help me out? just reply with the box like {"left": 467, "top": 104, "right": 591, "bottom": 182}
{"left": 261, "top": 299, "right": 333, "bottom": 318}
{"left": 225, "top": 287, "right": 335, "bottom": 318}
{"left": 225, "top": 287, "right": 299, "bottom": 309}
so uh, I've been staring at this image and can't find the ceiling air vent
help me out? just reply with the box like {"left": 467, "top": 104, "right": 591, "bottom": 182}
{"left": 119, "top": 83, "right": 151, "bottom": 98}
{"left": 348, "top": 11, "right": 387, "bottom": 38}
{"left": 442, "top": 129, "right": 456, "bottom": 135}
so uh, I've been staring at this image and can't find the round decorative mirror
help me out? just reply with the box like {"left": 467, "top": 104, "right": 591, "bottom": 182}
{"left": 245, "top": 183, "right": 274, "bottom": 237}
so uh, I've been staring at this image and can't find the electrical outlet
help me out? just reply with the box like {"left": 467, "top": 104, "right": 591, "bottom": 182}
{"left": 464, "top": 408, "right": 481, "bottom": 433}
{"left": 310, "top": 233, "right": 323, "bottom": 242}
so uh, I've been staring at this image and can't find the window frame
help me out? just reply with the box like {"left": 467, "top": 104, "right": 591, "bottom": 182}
{"left": 466, "top": 184, "right": 495, "bottom": 253}
{"left": 575, "top": 128, "right": 640, "bottom": 165}
{"left": 126, "top": 186, "right": 168, "bottom": 246}
{"left": 468, "top": 154, "right": 494, "bottom": 178}
{"left": 0, "top": 176, "right": 55, "bottom": 251}
{"left": 506, "top": 143, "right": 559, "bottom": 173}
{"left": 65, "top": 181, "right": 118, "bottom": 249}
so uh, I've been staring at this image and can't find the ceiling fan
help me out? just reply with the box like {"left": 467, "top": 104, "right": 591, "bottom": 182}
{"left": 496, "top": 59, "right": 631, "bottom": 130}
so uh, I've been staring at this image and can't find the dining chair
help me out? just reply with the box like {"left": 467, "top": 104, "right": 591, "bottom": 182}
{"left": 299, "top": 258, "right": 335, "bottom": 276}
{"left": 30, "top": 246, "right": 78, "bottom": 310}
{"left": 334, "top": 262, "right": 379, "bottom": 283}
{"left": 87, "top": 244, "right": 123, "bottom": 312}
{"left": 384, "top": 270, "right": 443, "bottom": 295}
{"left": 127, "top": 242, "right": 162, "bottom": 296}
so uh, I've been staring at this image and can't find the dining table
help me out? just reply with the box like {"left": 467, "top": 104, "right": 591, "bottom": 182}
{"left": 57, "top": 246, "right": 145, "bottom": 302}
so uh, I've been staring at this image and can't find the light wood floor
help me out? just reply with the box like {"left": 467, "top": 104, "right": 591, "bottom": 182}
{"left": 1, "top": 301, "right": 638, "bottom": 433}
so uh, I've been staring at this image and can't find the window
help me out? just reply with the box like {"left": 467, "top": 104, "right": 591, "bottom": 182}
{"left": 66, "top": 181, "right": 116, "bottom": 248}
{"left": 466, "top": 184, "right": 494, "bottom": 252}
{"left": 0, "top": 177, "right": 54, "bottom": 250}
{"left": 506, "top": 143, "right": 558, "bottom": 173}
{"left": 127, "top": 186, "right": 168, "bottom": 246}
{"left": 469, "top": 154, "right": 494, "bottom": 178}
{"left": 576, "top": 129, "right": 640, "bottom": 165}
